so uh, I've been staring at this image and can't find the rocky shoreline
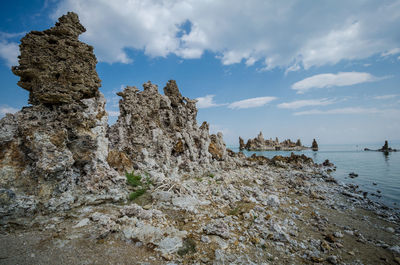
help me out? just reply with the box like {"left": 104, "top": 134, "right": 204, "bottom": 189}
{"left": 0, "top": 12, "right": 399, "bottom": 265}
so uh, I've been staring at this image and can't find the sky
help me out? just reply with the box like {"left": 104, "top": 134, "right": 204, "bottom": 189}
{"left": 1, "top": 0, "right": 400, "bottom": 146}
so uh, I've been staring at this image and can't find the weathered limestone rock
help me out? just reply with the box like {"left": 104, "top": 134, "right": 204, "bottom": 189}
{"left": 209, "top": 133, "right": 227, "bottom": 161}
{"left": 239, "top": 137, "right": 245, "bottom": 150}
{"left": 0, "top": 12, "right": 119, "bottom": 218}
{"left": 108, "top": 80, "right": 230, "bottom": 174}
{"left": 311, "top": 138, "right": 319, "bottom": 151}
{"left": 241, "top": 132, "right": 310, "bottom": 151}
{"left": 12, "top": 12, "right": 100, "bottom": 105}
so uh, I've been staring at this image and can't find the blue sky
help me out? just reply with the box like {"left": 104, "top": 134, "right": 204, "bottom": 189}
{"left": 1, "top": 0, "right": 400, "bottom": 146}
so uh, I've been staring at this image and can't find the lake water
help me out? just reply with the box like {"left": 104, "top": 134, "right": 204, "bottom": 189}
{"left": 230, "top": 143, "right": 400, "bottom": 210}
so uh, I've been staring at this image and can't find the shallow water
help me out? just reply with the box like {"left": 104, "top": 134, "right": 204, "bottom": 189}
{"left": 230, "top": 143, "right": 400, "bottom": 209}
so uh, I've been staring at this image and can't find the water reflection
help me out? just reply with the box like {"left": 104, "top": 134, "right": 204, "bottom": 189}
{"left": 383, "top": 151, "right": 390, "bottom": 164}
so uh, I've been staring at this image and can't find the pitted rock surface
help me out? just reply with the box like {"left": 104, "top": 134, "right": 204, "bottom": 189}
{"left": 12, "top": 12, "right": 100, "bottom": 105}
{"left": 108, "top": 81, "right": 231, "bottom": 174}
{"left": 0, "top": 12, "right": 120, "bottom": 218}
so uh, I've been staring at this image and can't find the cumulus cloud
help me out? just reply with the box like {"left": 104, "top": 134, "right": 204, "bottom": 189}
{"left": 52, "top": 0, "right": 400, "bottom": 69}
{"left": 277, "top": 98, "right": 335, "bottom": 109}
{"left": 373, "top": 94, "right": 398, "bottom": 100}
{"left": 294, "top": 107, "right": 384, "bottom": 116}
{"left": 0, "top": 40, "right": 19, "bottom": 67}
{"left": 292, "top": 72, "right": 381, "bottom": 94}
{"left": 228, "top": 97, "right": 276, "bottom": 109}
{"left": 195, "top": 95, "right": 225, "bottom": 109}
{"left": 0, "top": 105, "right": 19, "bottom": 117}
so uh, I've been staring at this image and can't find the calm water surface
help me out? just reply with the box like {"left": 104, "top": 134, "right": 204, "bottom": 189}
{"left": 230, "top": 143, "right": 400, "bottom": 209}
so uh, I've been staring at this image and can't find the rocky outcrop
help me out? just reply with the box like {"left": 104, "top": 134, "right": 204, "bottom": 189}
{"left": 364, "top": 140, "right": 398, "bottom": 153}
{"left": 239, "top": 137, "right": 245, "bottom": 150}
{"left": 240, "top": 132, "right": 311, "bottom": 151}
{"left": 0, "top": 12, "right": 121, "bottom": 218}
{"left": 311, "top": 139, "right": 319, "bottom": 151}
{"left": 108, "top": 80, "right": 231, "bottom": 174}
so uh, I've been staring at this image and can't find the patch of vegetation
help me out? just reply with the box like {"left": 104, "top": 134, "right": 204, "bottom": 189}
{"left": 177, "top": 238, "right": 197, "bottom": 256}
{"left": 126, "top": 171, "right": 142, "bottom": 187}
{"left": 207, "top": 173, "right": 215, "bottom": 178}
{"left": 126, "top": 171, "right": 153, "bottom": 201}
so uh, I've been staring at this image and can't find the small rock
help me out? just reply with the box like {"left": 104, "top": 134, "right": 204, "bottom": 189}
{"left": 348, "top": 251, "right": 355, "bottom": 256}
{"left": 327, "top": 255, "right": 338, "bottom": 264}
{"left": 348, "top": 172, "right": 358, "bottom": 178}
{"left": 333, "top": 231, "right": 343, "bottom": 238}
{"left": 201, "top": 235, "right": 210, "bottom": 243}
{"left": 390, "top": 245, "right": 400, "bottom": 255}
{"left": 142, "top": 204, "right": 152, "bottom": 210}
{"left": 203, "top": 219, "right": 230, "bottom": 239}
{"left": 265, "top": 195, "right": 280, "bottom": 207}
{"left": 325, "top": 234, "right": 336, "bottom": 243}
{"left": 344, "top": 230, "right": 354, "bottom": 236}
{"left": 73, "top": 218, "right": 90, "bottom": 228}
{"left": 386, "top": 227, "right": 395, "bottom": 233}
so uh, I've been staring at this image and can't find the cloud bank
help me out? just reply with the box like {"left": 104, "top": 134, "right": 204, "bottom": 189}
{"left": 52, "top": 0, "right": 400, "bottom": 70}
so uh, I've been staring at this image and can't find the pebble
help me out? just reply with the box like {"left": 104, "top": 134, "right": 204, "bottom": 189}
{"left": 201, "top": 235, "right": 210, "bottom": 243}
{"left": 333, "top": 231, "right": 343, "bottom": 238}
{"left": 327, "top": 255, "right": 338, "bottom": 264}
{"left": 386, "top": 227, "right": 395, "bottom": 233}
{"left": 142, "top": 204, "right": 152, "bottom": 210}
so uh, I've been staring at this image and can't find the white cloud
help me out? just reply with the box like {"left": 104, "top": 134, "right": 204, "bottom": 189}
{"left": 0, "top": 105, "right": 19, "bottom": 116}
{"left": 294, "top": 107, "right": 386, "bottom": 116}
{"left": 52, "top": 0, "right": 400, "bottom": 69}
{"left": 381, "top": 47, "right": 400, "bottom": 57}
{"left": 0, "top": 41, "right": 19, "bottom": 67}
{"left": 228, "top": 97, "right": 276, "bottom": 109}
{"left": 195, "top": 95, "right": 225, "bottom": 109}
{"left": 373, "top": 94, "right": 398, "bottom": 100}
{"left": 277, "top": 98, "right": 335, "bottom": 109}
{"left": 107, "top": 110, "right": 120, "bottom": 117}
{"left": 292, "top": 72, "right": 381, "bottom": 94}
{"left": 209, "top": 124, "right": 230, "bottom": 136}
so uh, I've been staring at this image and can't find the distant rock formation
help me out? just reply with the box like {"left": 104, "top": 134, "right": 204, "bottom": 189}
{"left": 108, "top": 80, "right": 232, "bottom": 174}
{"left": 0, "top": 12, "right": 120, "bottom": 217}
{"left": 239, "top": 132, "right": 312, "bottom": 151}
{"left": 364, "top": 140, "right": 398, "bottom": 153}
{"left": 311, "top": 139, "right": 319, "bottom": 151}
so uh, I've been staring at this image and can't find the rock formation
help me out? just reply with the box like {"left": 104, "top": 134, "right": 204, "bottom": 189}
{"left": 311, "top": 139, "right": 319, "bottom": 151}
{"left": 240, "top": 132, "right": 310, "bottom": 151}
{"left": 239, "top": 136, "right": 245, "bottom": 150}
{"left": 0, "top": 12, "right": 121, "bottom": 218}
{"left": 364, "top": 140, "right": 398, "bottom": 153}
{"left": 107, "top": 80, "right": 232, "bottom": 174}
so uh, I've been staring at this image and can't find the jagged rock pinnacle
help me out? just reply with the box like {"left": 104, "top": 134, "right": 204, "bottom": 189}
{"left": 12, "top": 11, "right": 100, "bottom": 105}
